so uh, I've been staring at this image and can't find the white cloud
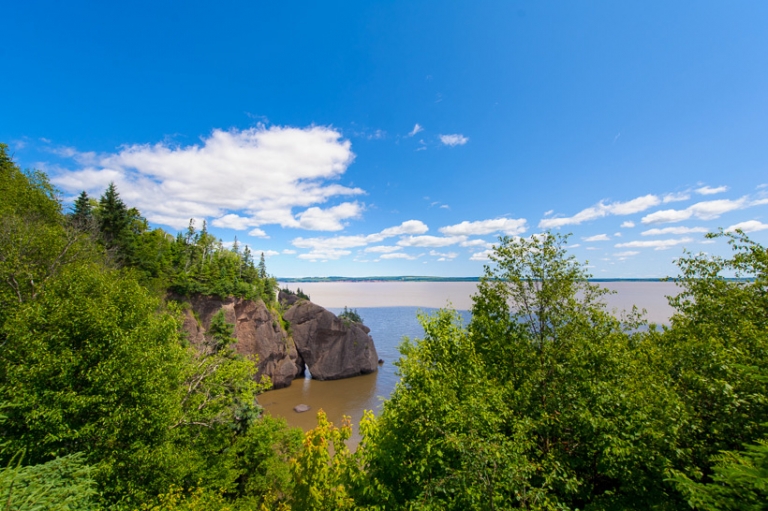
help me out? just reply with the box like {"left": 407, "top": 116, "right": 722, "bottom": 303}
{"left": 253, "top": 249, "right": 280, "bottom": 257}
{"left": 663, "top": 192, "right": 691, "bottom": 203}
{"left": 282, "top": 249, "right": 296, "bottom": 254}
{"left": 440, "top": 217, "right": 527, "bottom": 236}
{"left": 539, "top": 194, "right": 660, "bottom": 229}
{"left": 640, "top": 197, "right": 763, "bottom": 224}
{"left": 569, "top": 243, "right": 581, "bottom": 248}
{"left": 439, "top": 134, "right": 469, "bottom": 146}
{"left": 380, "top": 252, "right": 417, "bottom": 260}
{"left": 725, "top": 220, "right": 768, "bottom": 233}
{"left": 379, "top": 220, "right": 429, "bottom": 237}
{"left": 582, "top": 234, "right": 610, "bottom": 242}
{"left": 470, "top": 249, "right": 494, "bottom": 261}
{"left": 292, "top": 220, "right": 429, "bottom": 251}
{"left": 212, "top": 214, "right": 254, "bottom": 230}
{"left": 51, "top": 125, "right": 361, "bottom": 230}
{"left": 461, "top": 239, "right": 494, "bottom": 248}
{"left": 365, "top": 245, "right": 402, "bottom": 253}
{"left": 429, "top": 250, "right": 458, "bottom": 259}
{"left": 613, "top": 251, "right": 639, "bottom": 257}
{"left": 621, "top": 221, "right": 635, "bottom": 228}
{"left": 696, "top": 185, "right": 728, "bottom": 195}
{"left": 408, "top": 124, "right": 424, "bottom": 137}
{"left": 397, "top": 235, "right": 466, "bottom": 248}
{"left": 615, "top": 237, "right": 694, "bottom": 250}
{"left": 641, "top": 226, "right": 708, "bottom": 236}
{"left": 249, "top": 227, "right": 268, "bottom": 238}
{"left": 297, "top": 248, "right": 352, "bottom": 261}
{"left": 296, "top": 201, "right": 363, "bottom": 231}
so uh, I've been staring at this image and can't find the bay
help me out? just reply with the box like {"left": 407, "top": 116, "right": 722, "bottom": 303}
{"left": 261, "top": 281, "right": 680, "bottom": 440}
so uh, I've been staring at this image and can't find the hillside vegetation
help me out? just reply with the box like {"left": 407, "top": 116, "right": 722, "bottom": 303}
{"left": 1, "top": 143, "right": 766, "bottom": 510}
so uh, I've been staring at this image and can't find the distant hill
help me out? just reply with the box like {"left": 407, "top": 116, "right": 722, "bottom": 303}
{"left": 277, "top": 276, "right": 670, "bottom": 283}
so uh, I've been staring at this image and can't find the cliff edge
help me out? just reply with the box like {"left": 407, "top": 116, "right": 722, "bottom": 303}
{"left": 179, "top": 293, "right": 378, "bottom": 389}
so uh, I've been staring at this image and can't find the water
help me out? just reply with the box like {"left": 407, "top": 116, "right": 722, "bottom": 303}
{"left": 261, "top": 281, "right": 680, "bottom": 439}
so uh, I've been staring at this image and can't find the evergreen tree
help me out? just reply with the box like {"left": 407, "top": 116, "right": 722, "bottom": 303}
{"left": 96, "top": 182, "right": 130, "bottom": 253}
{"left": 258, "top": 252, "right": 268, "bottom": 279}
{"left": 71, "top": 190, "right": 93, "bottom": 231}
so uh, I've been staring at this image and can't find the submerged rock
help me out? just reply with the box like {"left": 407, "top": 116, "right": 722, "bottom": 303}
{"left": 293, "top": 404, "right": 311, "bottom": 413}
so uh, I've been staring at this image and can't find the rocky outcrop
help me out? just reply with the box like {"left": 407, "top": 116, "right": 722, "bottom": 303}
{"left": 180, "top": 295, "right": 303, "bottom": 389}
{"left": 283, "top": 300, "right": 379, "bottom": 380}
{"left": 178, "top": 293, "right": 378, "bottom": 389}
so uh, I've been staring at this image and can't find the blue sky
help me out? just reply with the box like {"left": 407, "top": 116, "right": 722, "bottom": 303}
{"left": 3, "top": 1, "right": 768, "bottom": 277}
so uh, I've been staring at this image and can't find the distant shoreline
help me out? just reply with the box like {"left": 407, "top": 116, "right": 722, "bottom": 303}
{"left": 278, "top": 276, "right": 671, "bottom": 283}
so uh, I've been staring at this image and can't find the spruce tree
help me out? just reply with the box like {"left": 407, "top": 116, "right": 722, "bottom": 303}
{"left": 97, "top": 182, "right": 130, "bottom": 252}
{"left": 71, "top": 190, "right": 93, "bottom": 230}
{"left": 258, "top": 252, "right": 267, "bottom": 279}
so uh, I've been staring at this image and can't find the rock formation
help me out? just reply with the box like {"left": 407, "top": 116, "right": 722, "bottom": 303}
{"left": 178, "top": 293, "right": 378, "bottom": 389}
{"left": 180, "top": 295, "right": 302, "bottom": 389}
{"left": 283, "top": 299, "right": 379, "bottom": 380}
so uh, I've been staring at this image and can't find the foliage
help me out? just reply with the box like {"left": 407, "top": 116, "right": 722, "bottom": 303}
{"left": 338, "top": 306, "right": 363, "bottom": 324}
{"left": 0, "top": 143, "right": 94, "bottom": 327}
{"left": 365, "top": 233, "right": 682, "bottom": 510}
{"left": 0, "top": 453, "right": 98, "bottom": 511}
{"left": 0, "top": 261, "right": 187, "bottom": 503}
{"left": 658, "top": 230, "right": 768, "bottom": 498}
{"left": 673, "top": 436, "right": 768, "bottom": 511}
{"left": 286, "top": 410, "right": 375, "bottom": 511}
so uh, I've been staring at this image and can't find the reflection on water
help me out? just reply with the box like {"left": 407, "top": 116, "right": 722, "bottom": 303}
{"left": 262, "top": 282, "right": 680, "bottom": 438}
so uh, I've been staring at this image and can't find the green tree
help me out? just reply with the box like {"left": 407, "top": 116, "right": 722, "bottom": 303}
{"left": 365, "top": 233, "right": 680, "bottom": 510}
{"left": 0, "top": 261, "right": 187, "bottom": 504}
{"left": 97, "top": 182, "right": 131, "bottom": 252}
{"left": 0, "top": 144, "right": 92, "bottom": 327}
{"left": 659, "top": 230, "right": 768, "bottom": 497}
{"left": 70, "top": 190, "right": 94, "bottom": 232}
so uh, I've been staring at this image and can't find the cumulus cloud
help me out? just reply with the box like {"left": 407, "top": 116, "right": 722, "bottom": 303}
{"left": 725, "top": 220, "right": 768, "bottom": 233}
{"left": 297, "top": 248, "right": 352, "bottom": 261}
{"left": 696, "top": 185, "right": 728, "bottom": 195}
{"left": 429, "top": 250, "right": 458, "bottom": 259}
{"left": 614, "top": 237, "right": 693, "bottom": 250}
{"left": 296, "top": 201, "right": 363, "bottom": 231}
{"left": 539, "top": 194, "right": 660, "bottom": 229}
{"left": 249, "top": 227, "right": 268, "bottom": 238}
{"left": 663, "top": 192, "right": 691, "bottom": 203}
{"left": 365, "top": 245, "right": 402, "bottom": 253}
{"left": 582, "top": 234, "right": 610, "bottom": 242}
{"left": 51, "top": 125, "right": 361, "bottom": 230}
{"left": 470, "top": 249, "right": 494, "bottom": 261}
{"left": 282, "top": 249, "right": 296, "bottom": 254}
{"left": 408, "top": 124, "right": 424, "bottom": 137}
{"left": 621, "top": 221, "right": 635, "bottom": 228}
{"left": 379, "top": 220, "right": 429, "bottom": 237}
{"left": 380, "top": 252, "right": 417, "bottom": 260}
{"left": 439, "top": 134, "right": 469, "bottom": 146}
{"left": 641, "top": 226, "right": 708, "bottom": 236}
{"left": 461, "top": 239, "right": 494, "bottom": 248}
{"left": 640, "top": 197, "right": 766, "bottom": 224}
{"left": 613, "top": 251, "right": 639, "bottom": 257}
{"left": 212, "top": 214, "right": 254, "bottom": 230}
{"left": 252, "top": 249, "right": 280, "bottom": 257}
{"left": 397, "top": 235, "right": 466, "bottom": 248}
{"left": 291, "top": 220, "right": 430, "bottom": 252}
{"left": 440, "top": 217, "right": 527, "bottom": 237}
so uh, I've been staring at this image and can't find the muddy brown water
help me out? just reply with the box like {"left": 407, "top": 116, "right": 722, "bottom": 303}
{"left": 262, "top": 281, "right": 680, "bottom": 443}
